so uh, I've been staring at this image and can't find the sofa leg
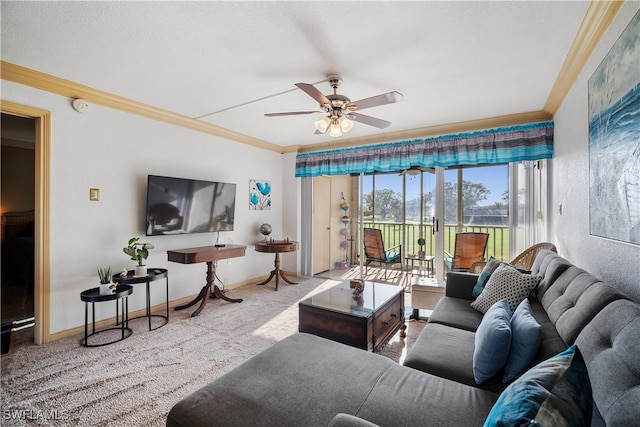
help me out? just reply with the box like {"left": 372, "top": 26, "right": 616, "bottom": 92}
{"left": 411, "top": 308, "right": 419, "bottom": 320}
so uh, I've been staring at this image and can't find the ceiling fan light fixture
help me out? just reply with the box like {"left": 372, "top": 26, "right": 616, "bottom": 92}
{"left": 339, "top": 116, "right": 354, "bottom": 133}
{"left": 315, "top": 116, "right": 331, "bottom": 133}
{"left": 329, "top": 119, "right": 343, "bottom": 137}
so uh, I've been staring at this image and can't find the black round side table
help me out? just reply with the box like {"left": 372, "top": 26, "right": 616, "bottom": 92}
{"left": 113, "top": 268, "right": 169, "bottom": 331}
{"left": 80, "top": 284, "right": 133, "bottom": 347}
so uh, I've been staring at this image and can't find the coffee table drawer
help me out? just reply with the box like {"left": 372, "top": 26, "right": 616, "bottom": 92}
{"left": 373, "top": 295, "right": 403, "bottom": 346}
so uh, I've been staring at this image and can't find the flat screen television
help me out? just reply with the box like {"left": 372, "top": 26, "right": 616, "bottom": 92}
{"left": 145, "top": 175, "right": 236, "bottom": 236}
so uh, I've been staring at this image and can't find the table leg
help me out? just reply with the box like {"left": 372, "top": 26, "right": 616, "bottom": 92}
{"left": 256, "top": 252, "right": 298, "bottom": 291}
{"left": 146, "top": 281, "right": 151, "bottom": 331}
{"left": 84, "top": 303, "right": 88, "bottom": 346}
{"left": 175, "top": 261, "right": 242, "bottom": 317}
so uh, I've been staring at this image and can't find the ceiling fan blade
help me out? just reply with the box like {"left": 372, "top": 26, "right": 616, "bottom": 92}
{"left": 349, "top": 112, "right": 392, "bottom": 129}
{"left": 295, "top": 83, "right": 332, "bottom": 107}
{"left": 314, "top": 129, "right": 327, "bottom": 135}
{"left": 264, "top": 111, "right": 322, "bottom": 117}
{"left": 349, "top": 91, "right": 403, "bottom": 111}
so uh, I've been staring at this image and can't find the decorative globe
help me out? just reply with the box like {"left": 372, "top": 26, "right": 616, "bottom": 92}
{"left": 260, "top": 223, "right": 272, "bottom": 238}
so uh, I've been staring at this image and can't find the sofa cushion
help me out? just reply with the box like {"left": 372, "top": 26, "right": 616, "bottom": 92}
{"left": 167, "top": 333, "right": 397, "bottom": 427}
{"left": 473, "top": 299, "right": 512, "bottom": 384}
{"left": 328, "top": 413, "right": 380, "bottom": 427}
{"left": 471, "top": 264, "right": 541, "bottom": 315}
{"left": 575, "top": 299, "right": 640, "bottom": 427}
{"left": 532, "top": 250, "right": 573, "bottom": 299}
{"left": 428, "top": 297, "right": 483, "bottom": 332}
{"left": 358, "top": 363, "right": 499, "bottom": 427}
{"left": 404, "top": 322, "right": 508, "bottom": 394}
{"left": 540, "top": 267, "right": 627, "bottom": 345}
{"left": 502, "top": 298, "right": 541, "bottom": 383}
{"left": 484, "top": 345, "right": 592, "bottom": 427}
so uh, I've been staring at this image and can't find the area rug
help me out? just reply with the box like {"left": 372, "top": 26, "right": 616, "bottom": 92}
{"left": 0, "top": 276, "right": 425, "bottom": 426}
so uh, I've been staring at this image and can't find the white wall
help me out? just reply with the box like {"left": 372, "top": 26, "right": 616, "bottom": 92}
{"left": 551, "top": 2, "right": 640, "bottom": 301}
{"left": 281, "top": 152, "right": 300, "bottom": 273}
{"left": 1, "top": 80, "right": 285, "bottom": 334}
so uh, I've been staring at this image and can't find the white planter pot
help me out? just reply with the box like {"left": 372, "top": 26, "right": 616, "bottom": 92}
{"left": 134, "top": 265, "right": 147, "bottom": 278}
{"left": 99, "top": 283, "right": 115, "bottom": 295}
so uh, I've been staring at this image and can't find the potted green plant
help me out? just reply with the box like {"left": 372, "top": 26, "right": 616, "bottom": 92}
{"left": 123, "top": 237, "right": 154, "bottom": 277}
{"left": 97, "top": 266, "right": 115, "bottom": 295}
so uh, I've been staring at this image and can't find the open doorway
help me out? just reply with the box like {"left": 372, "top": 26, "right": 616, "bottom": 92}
{"left": 1, "top": 113, "right": 36, "bottom": 353}
{"left": 1, "top": 101, "right": 51, "bottom": 350}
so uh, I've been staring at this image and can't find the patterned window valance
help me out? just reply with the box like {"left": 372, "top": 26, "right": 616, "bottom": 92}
{"left": 295, "top": 121, "right": 553, "bottom": 177}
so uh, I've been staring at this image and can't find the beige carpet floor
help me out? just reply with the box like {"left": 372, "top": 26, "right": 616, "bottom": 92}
{"left": 1, "top": 275, "right": 425, "bottom": 427}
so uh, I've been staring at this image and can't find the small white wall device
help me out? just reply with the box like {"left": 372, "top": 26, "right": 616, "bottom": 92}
{"left": 72, "top": 99, "right": 89, "bottom": 113}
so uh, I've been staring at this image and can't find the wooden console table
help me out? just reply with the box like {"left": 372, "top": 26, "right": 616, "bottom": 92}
{"left": 255, "top": 240, "right": 298, "bottom": 291}
{"left": 167, "top": 244, "right": 246, "bottom": 317}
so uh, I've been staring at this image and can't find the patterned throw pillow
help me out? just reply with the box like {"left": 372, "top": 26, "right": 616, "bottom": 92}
{"left": 473, "top": 258, "right": 532, "bottom": 298}
{"left": 484, "top": 345, "right": 593, "bottom": 427}
{"left": 471, "top": 264, "right": 541, "bottom": 315}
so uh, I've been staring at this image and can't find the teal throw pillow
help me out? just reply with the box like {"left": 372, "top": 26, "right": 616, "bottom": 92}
{"left": 502, "top": 298, "right": 541, "bottom": 383}
{"left": 484, "top": 345, "right": 593, "bottom": 427}
{"left": 472, "top": 257, "right": 499, "bottom": 297}
{"left": 473, "top": 299, "right": 512, "bottom": 384}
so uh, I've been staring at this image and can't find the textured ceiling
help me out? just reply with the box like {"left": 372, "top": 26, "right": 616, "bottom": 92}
{"left": 1, "top": 1, "right": 591, "bottom": 150}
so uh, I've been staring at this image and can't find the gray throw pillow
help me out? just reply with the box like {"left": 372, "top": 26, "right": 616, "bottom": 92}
{"left": 471, "top": 264, "right": 541, "bottom": 315}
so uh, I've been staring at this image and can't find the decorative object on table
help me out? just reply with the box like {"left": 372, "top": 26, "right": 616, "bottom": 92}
{"left": 97, "top": 266, "right": 115, "bottom": 295}
{"left": 249, "top": 179, "right": 271, "bottom": 210}
{"left": 349, "top": 279, "right": 364, "bottom": 296}
{"left": 120, "top": 267, "right": 128, "bottom": 278}
{"left": 588, "top": 10, "right": 640, "bottom": 246}
{"left": 417, "top": 236, "right": 426, "bottom": 258}
{"left": 259, "top": 223, "right": 272, "bottom": 241}
{"left": 123, "top": 237, "right": 155, "bottom": 278}
{"left": 336, "top": 192, "right": 350, "bottom": 270}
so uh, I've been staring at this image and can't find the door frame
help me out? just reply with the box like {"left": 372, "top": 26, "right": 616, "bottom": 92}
{"left": 1, "top": 100, "right": 51, "bottom": 344}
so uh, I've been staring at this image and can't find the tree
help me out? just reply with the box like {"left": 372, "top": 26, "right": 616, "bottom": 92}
{"left": 364, "top": 188, "right": 402, "bottom": 221}
{"left": 444, "top": 180, "right": 490, "bottom": 223}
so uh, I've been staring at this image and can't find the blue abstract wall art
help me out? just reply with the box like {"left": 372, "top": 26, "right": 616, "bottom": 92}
{"left": 589, "top": 10, "right": 640, "bottom": 245}
{"left": 250, "top": 179, "right": 271, "bottom": 210}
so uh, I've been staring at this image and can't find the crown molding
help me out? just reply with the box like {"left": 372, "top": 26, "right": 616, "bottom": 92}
{"left": 1, "top": 61, "right": 282, "bottom": 153}
{"left": 295, "top": 110, "right": 553, "bottom": 153}
{"left": 544, "top": 0, "right": 624, "bottom": 114}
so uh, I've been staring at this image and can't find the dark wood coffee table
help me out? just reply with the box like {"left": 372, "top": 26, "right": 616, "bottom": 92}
{"left": 298, "top": 281, "right": 405, "bottom": 352}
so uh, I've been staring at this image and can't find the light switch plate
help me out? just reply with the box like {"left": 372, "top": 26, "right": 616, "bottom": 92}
{"left": 89, "top": 188, "right": 100, "bottom": 201}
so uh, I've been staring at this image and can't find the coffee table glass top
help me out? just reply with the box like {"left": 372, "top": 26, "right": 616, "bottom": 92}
{"left": 299, "top": 281, "right": 402, "bottom": 318}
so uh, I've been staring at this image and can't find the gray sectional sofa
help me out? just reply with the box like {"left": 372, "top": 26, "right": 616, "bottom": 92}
{"left": 166, "top": 250, "right": 640, "bottom": 426}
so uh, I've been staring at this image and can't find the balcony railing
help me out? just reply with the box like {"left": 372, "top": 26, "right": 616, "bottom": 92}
{"left": 353, "top": 222, "right": 509, "bottom": 265}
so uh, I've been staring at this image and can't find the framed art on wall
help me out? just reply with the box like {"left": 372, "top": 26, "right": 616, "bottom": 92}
{"left": 588, "top": 10, "right": 640, "bottom": 245}
{"left": 250, "top": 179, "right": 271, "bottom": 210}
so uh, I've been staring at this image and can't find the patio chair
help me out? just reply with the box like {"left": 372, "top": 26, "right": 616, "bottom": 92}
{"left": 444, "top": 232, "right": 489, "bottom": 272}
{"left": 469, "top": 242, "right": 557, "bottom": 273}
{"left": 363, "top": 228, "right": 402, "bottom": 279}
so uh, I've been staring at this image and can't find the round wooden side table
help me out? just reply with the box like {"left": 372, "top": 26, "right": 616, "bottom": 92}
{"left": 255, "top": 240, "right": 298, "bottom": 291}
{"left": 80, "top": 284, "right": 133, "bottom": 347}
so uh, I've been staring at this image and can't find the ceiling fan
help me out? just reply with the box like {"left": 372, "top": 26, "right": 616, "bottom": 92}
{"left": 399, "top": 166, "right": 435, "bottom": 176}
{"left": 265, "top": 75, "right": 403, "bottom": 137}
